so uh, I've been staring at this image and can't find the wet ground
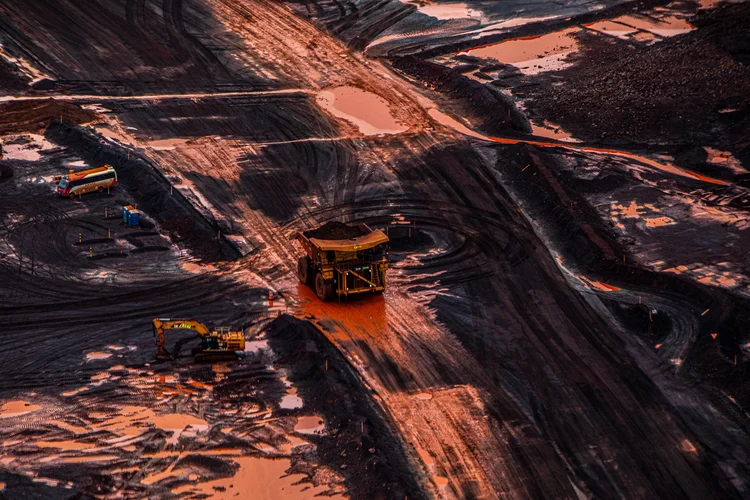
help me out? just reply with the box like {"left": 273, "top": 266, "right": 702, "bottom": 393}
{"left": 0, "top": 0, "right": 749, "bottom": 498}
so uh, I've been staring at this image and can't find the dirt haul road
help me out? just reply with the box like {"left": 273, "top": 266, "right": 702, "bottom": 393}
{"left": 1, "top": 0, "right": 749, "bottom": 499}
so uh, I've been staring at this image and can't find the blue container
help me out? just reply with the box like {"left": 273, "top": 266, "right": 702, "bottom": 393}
{"left": 127, "top": 210, "right": 140, "bottom": 227}
{"left": 122, "top": 205, "right": 134, "bottom": 223}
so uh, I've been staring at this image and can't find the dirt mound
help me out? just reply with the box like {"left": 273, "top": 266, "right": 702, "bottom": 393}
{"left": 390, "top": 55, "right": 531, "bottom": 136}
{"left": 523, "top": 2, "right": 750, "bottom": 159}
{"left": 304, "top": 221, "right": 366, "bottom": 240}
{"left": 0, "top": 99, "right": 98, "bottom": 135}
{"left": 266, "top": 315, "right": 427, "bottom": 500}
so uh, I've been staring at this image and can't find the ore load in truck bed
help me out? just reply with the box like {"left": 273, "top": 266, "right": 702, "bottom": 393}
{"left": 303, "top": 221, "right": 368, "bottom": 240}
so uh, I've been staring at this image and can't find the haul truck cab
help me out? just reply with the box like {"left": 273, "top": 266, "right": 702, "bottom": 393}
{"left": 295, "top": 222, "right": 389, "bottom": 301}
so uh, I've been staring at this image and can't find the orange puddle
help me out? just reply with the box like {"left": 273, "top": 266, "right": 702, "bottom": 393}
{"left": 316, "top": 86, "right": 407, "bottom": 136}
{"left": 704, "top": 147, "right": 744, "bottom": 173}
{"left": 530, "top": 120, "right": 579, "bottom": 142}
{"left": 148, "top": 138, "right": 190, "bottom": 151}
{"left": 280, "top": 386, "right": 303, "bottom": 410}
{"left": 182, "top": 261, "right": 218, "bottom": 273}
{"left": 298, "top": 283, "right": 387, "bottom": 342}
{"left": 36, "top": 440, "right": 96, "bottom": 451}
{"left": 85, "top": 351, "right": 112, "bottom": 360}
{"left": 616, "top": 14, "right": 693, "bottom": 37}
{"left": 152, "top": 414, "right": 209, "bottom": 446}
{"left": 644, "top": 216, "right": 675, "bottom": 227}
{"left": 403, "top": 1, "right": 482, "bottom": 20}
{"left": 585, "top": 14, "right": 694, "bottom": 38}
{"left": 585, "top": 20, "right": 638, "bottom": 39}
{"left": 463, "top": 28, "right": 579, "bottom": 74}
{"left": 294, "top": 416, "right": 325, "bottom": 435}
{"left": 0, "top": 400, "right": 40, "bottom": 418}
{"left": 50, "top": 420, "right": 88, "bottom": 435}
{"left": 415, "top": 444, "right": 450, "bottom": 493}
{"left": 61, "top": 386, "right": 89, "bottom": 397}
{"left": 62, "top": 454, "right": 118, "bottom": 463}
{"left": 172, "top": 456, "right": 344, "bottom": 499}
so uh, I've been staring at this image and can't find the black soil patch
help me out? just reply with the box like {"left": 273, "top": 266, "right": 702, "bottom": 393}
{"left": 303, "top": 221, "right": 367, "bottom": 240}
{"left": 604, "top": 299, "right": 672, "bottom": 342}
{"left": 89, "top": 252, "right": 128, "bottom": 260}
{"left": 130, "top": 246, "right": 170, "bottom": 254}
{"left": 266, "top": 315, "right": 427, "bottom": 500}
{"left": 386, "top": 226, "right": 434, "bottom": 253}
{"left": 0, "top": 163, "right": 13, "bottom": 183}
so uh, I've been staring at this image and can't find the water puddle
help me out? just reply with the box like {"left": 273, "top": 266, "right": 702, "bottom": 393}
{"left": 586, "top": 13, "right": 694, "bottom": 39}
{"left": 244, "top": 339, "right": 269, "bottom": 353}
{"left": 62, "top": 386, "right": 89, "bottom": 397}
{"left": 85, "top": 351, "right": 112, "bottom": 361}
{"left": 280, "top": 386, "right": 303, "bottom": 410}
{"left": 401, "top": 1, "right": 483, "bottom": 21}
{"left": 294, "top": 416, "right": 325, "bottom": 435}
{"left": 62, "top": 454, "right": 118, "bottom": 463}
{"left": 584, "top": 20, "right": 638, "bottom": 39}
{"left": 704, "top": 147, "right": 744, "bottom": 173}
{"left": 36, "top": 440, "right": 96, "bottom": 451}
{"left": 462, "top": 28, "right": 579, "bottom": 75}
{"left": 152, "top": 414, "right": 209, "bottom": 446}
{"left": 415, "top": 444, "right": 450, "bottom": 493}
{"left": 181, "top": 261, "right": 218, "bottom": 273}
{"left": 644, "top": 216, "right": 676, "bottom": 227}
{"left": 0, "top": 400, "right": 40, "bottom": 418}
{"left": 530, "top": 120, "right": 580, "bottom": 142}
{"left": 316, "top": 86, "right": 408, "bottom": 136}
{"left": 1, "top": 134, "right": 55, "bottom": 161}
{"left": 174, "top": 456, "right": 343, "bottom": 499}
{"left": 148, "top": 138, "right": 190, "bottom": 151}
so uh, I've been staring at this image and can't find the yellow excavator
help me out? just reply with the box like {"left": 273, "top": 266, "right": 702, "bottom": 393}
{"left": 151, "top": 318, "right": 245, "bottom": 361}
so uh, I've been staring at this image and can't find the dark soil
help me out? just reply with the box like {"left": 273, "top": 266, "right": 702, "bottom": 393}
{"left": 266, "top": 315, "right": 427, "bottom": 500}
{"left": 493, "top": 142, "right": 750, "bottom": 412}
{"left": 523, "top": 3, "right": 750, "bottom": 160}
{"left": 0, "top": 59, "right": 27, "bottom": 93}
{"left": 303, "top": 221, "right": 367, "bottom": 240}
{"left": 45, "top": 121, "right": 239, "bottom": 262}
{"left": 0, "top": 99, "right": 98, "bottom": 134}
{"left": 389, "top": 55, "right": 531, "bottom": 136}
{"left": 0, "top": 163, "right": 12, "bottom": 182}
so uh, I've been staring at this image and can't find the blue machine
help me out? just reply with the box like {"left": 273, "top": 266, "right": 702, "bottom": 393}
{"left": 122, "top": 205, "right": 140, "bottom": 227}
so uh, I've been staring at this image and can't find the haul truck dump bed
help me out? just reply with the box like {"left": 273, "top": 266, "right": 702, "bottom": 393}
{"left": 295, "top": 222, "right": 389, "bottom": 301}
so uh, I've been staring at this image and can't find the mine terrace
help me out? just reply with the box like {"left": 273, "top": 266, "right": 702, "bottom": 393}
{"left": 0, "top": 0, "right": 748, "bottom": 499}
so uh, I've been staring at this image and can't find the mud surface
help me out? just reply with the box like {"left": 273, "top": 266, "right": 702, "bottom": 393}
{"left": 1, "top": 0, "right": 749, "bottom": 498}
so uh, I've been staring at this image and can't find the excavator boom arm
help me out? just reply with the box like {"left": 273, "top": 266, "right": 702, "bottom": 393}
{"left": 152, "top": 318, "right": 211, "bottom": 358}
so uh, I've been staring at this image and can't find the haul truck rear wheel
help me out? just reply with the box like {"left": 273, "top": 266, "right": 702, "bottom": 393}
{"left": 297, "top": 256, "right": 312, "bottom": 285}
{"left": 314, "top": 272, "right": 334, "bottom": 301}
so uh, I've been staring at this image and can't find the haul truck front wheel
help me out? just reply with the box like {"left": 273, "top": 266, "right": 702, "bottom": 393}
{"left": 297, "top": 256, "right": 312, "bottom": 285}
{"left": 314, "top": 272, "right": 334, "bottom": 301}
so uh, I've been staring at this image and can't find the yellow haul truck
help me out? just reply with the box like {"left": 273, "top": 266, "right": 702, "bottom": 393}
{"left": 295, "top": 222, "right": 389, "bottom": 301}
